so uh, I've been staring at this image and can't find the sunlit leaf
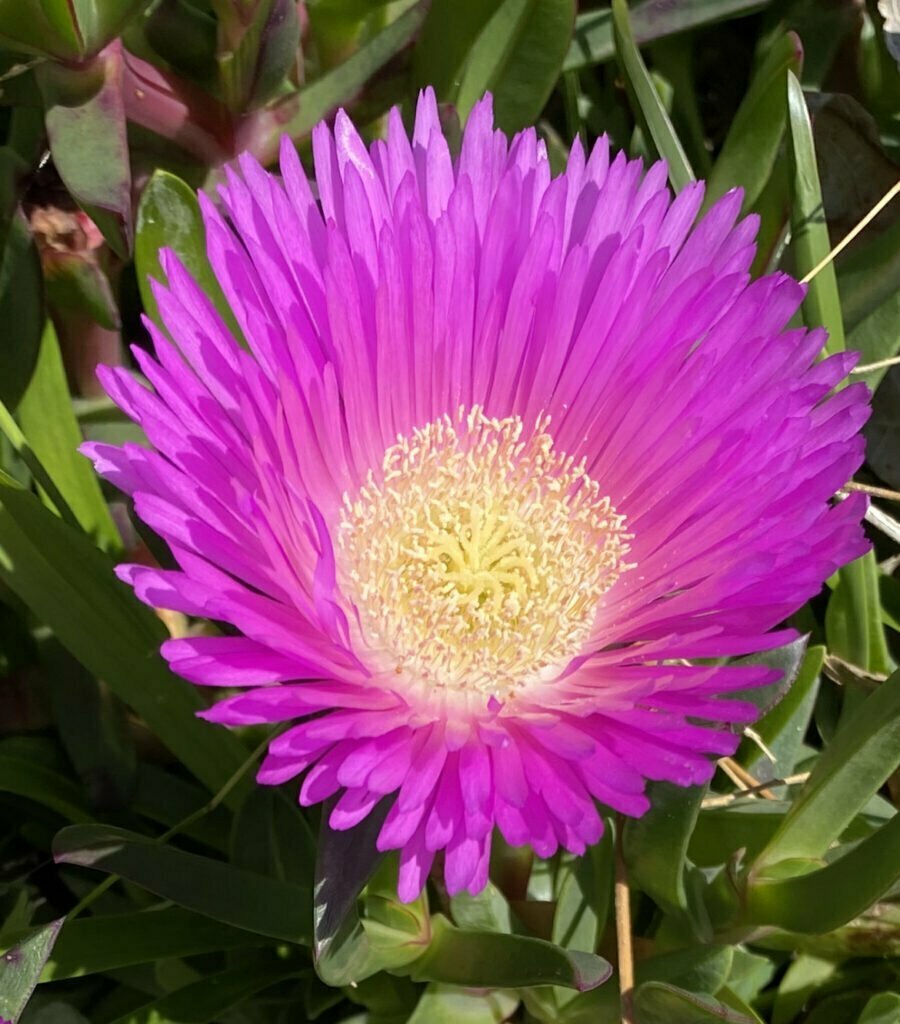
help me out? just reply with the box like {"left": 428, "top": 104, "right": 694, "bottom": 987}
{"left": 612, "top": 0, "right": 694, "bottom": 193}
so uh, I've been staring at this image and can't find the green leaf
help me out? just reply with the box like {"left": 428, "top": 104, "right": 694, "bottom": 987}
{"left": 636, "top": 945, "right": 734, "bottom": 994}
{"left": 785, "top": 70, "right": 843, "bottom": 354}
{"left": 623, "top": 782, "right": 705, "bottom": 911}
{"left": 772, "top": 955, "right": 838, "bottom": 1024}
{"left": 43, "top": 907, "right": 266, "bottom": 981}
{"left": 564, "top": 0, "right": 770, "bottom": 71}
{"left": 703, "top": 32, "right": 803, "bottom": 213}
{"left": 0, "top": 212, "right": 44, "bottom": 412}
{"left": 633, "top": 981, "right": 756, "bottom": 1024}
{"left": 0, "top": 740, "right": 92, "bottom": 823}
{"left": 746, "top": 811, "right": 900, "bottom": 932}
{"left": 858, "top": 993, "right": 900, "bottom": 1024}
{"left": 37, "top": 43, "right": 132, "bottom": 258}
{"left": 0, "top": 0, "right": 150, "bottom": 59}
{"left": 18, "top": 321, "right": 120, "bottom": 551}
{"left": 826, "top": 552, "right": 892, "bottom": 676}
{"left": 736, "top": 644, "right": 824, "bottom": 783}
{"left": 612, "top": 0, "right": 695, "bottom": 193}
{"left": 755, "top": 667, "right": 900, "bottom": 867}
{"left": 53, "top": 824, "right": 312, "bottom": 944}
{"left": 230, "top": 787, "right": 315, "bottom": 887}
{"left": 107, "top": 957, "right": 303, "bottom": 1024}
{"left": 413, "top": 0, "right": 500, "bottom": 99}
{"left": 42, "top": 638, "right": 137, "bottom": 810}
{"left": 553, "top": 832, "right": 613, "bottom": 953}
{"left": 404, "top": 915, "right": 612, "bottom": 992}
{"left": 135, "top": 170, "right": 241, "bottom": 343}
{"left": 406, "top": 984, "right": 519, "bottom": 1024}
{"left": 264, "top": 0, "right": 430, "bottom": 159}
{"left": 313, "top": 797, "right": 390, "bottom": 986}
{"left": 450, "top": 882, "right": 514, "bottom": 934}
{"left": 455, "top": 0, "right": 577, "bottom": 134}
{"left": 0, "top": 920, "right": 63, "bottom": 1021}
{"left": 0, "top": 474, "right": 250, "bottom": 799}
{"left": 133, "top": 765, "right": 231, "bottom": 852}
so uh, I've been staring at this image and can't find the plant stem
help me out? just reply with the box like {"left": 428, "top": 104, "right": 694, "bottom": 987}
{"left": 615, "top": 819, "right": 635, "bottom": 1024}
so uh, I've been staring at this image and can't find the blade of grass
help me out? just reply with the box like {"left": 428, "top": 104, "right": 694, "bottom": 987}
{"left": 612, "top": 0, "right": 695, "bottom": 193}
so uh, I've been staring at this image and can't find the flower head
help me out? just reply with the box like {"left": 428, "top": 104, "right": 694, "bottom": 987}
{"left": 85, "top": 90, "right": 869, "bottom": 900}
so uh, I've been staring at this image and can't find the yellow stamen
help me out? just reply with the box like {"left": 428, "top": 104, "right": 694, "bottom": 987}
{"left": 338, "top": 407, "right": 632, "bottom": 701}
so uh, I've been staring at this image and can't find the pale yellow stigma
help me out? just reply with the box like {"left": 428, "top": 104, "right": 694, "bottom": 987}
{"left": 338, "top": 407, "right": 630, "bottom": 701}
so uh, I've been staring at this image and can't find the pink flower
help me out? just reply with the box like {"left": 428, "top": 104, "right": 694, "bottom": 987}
{"left": 85, "top": 90, "right": 869, "bottom": 901}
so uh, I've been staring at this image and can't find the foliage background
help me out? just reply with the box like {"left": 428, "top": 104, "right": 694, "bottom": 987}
{"left": 0, "top": 1, "right": 899, "bottom": 1022}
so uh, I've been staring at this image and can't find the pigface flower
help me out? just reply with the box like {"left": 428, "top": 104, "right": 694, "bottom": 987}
{"left": 85, "top": 90, "right": 869, "bottom": 900}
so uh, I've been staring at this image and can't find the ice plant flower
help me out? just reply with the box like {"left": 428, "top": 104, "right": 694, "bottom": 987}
{"left": 84, "top": 90, "right": 869, "bottom": 901}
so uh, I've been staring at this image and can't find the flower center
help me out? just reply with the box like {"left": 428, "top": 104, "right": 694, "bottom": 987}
{"left": 338, "top": 407, "right": 630, "bottom": 701}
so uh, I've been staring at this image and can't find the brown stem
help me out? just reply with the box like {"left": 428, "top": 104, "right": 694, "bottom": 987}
{"left": 615, "top": 819, "right": 635, "bottom": 1024}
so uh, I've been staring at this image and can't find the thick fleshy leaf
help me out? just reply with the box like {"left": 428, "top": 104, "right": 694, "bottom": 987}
{"left": 754, "top": 667, "right": 900, "bottom": 867}
{"left": 0, "top": 212, "right": 44, "bottom": 411}
{"left": 623, "top": 783, "right": 706, "bottom": 911}
{"left": 746, "top": 812, "right": 900, "bottom": 932}
{"left": 736, "top": 645, "right": 824, "bottom": 783}
{"left": 135, "top": 170, "right": 242, "bottom": 341}
{"left": 0, "top": 474, "right": 250, "bottom": 799}
{"left": 786, "top": 70, "right": 843, "bottom": 355}
{"left": 825, "top": 551, "right": 891, "bottom": 676}
{"left": 0, "top": 920, "right": 63, "bottom": 1021}
{"left": 564, "top": 0, "right": 769, "bottom": 71}
{"left": 313, "top": 797, "right": 391, "bottom": 986}
{"left": 553, "top": 834, "right": 613, "bottom": 953}
{"left": 42, "top": 908, "right": 267, "bottom": 981}
{"left": 18, "top": 322, "right": 120, "bottom": 551}
{"left": 37, "top": 43, "right": 132, "bottom": 258}
{"left": 406, "top": 984, "right": 519, "bottom": 1024}
{"left": 858, "top": 993, "right": 900, "bottom": 1024}
{"left": 840, "top": 215, "right": 900, "bottom": 390}
{"left": 0, "top": 0, "right": 150, "bottom": 60}
{"left": 612, "top": 0, "right": 694, "bottom": 192}
{"left": 455, "top": 0, "right": 577, "bottom": 133}
{"left": 413, "top": 0, "right": 500, "bottom": 99}
{"left": 633, "top": 982, "right": 756, "bottom": 1024}
{"left": 703, "top": 32, "right": 803, "bottom": 213}
{"left": 53, "top": 824, "right": 313, "bottom": 943}
{"left": 403, "top": 915, "right": 612, "bottom": 992}
{"left": 217, "top": 0, "right": 301, "bottom": 111}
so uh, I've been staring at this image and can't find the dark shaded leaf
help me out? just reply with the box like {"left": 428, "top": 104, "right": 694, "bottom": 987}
{"left": 106, "top": 957, "right": 303, "bottom": 1024}
{"left": 43, "top": 907, "right": 267, "bottom": 981}
{"left": 564, "top": 0, "right": 770, "bottom": 71}
{"left": 53, "top": 824, "right": 312, "bottom": 943}
{"left": 0, "top": 474, "right": 250, "bottom": 798}
{"left": 0, "top": 212, "right": 44, "bottom": 411}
